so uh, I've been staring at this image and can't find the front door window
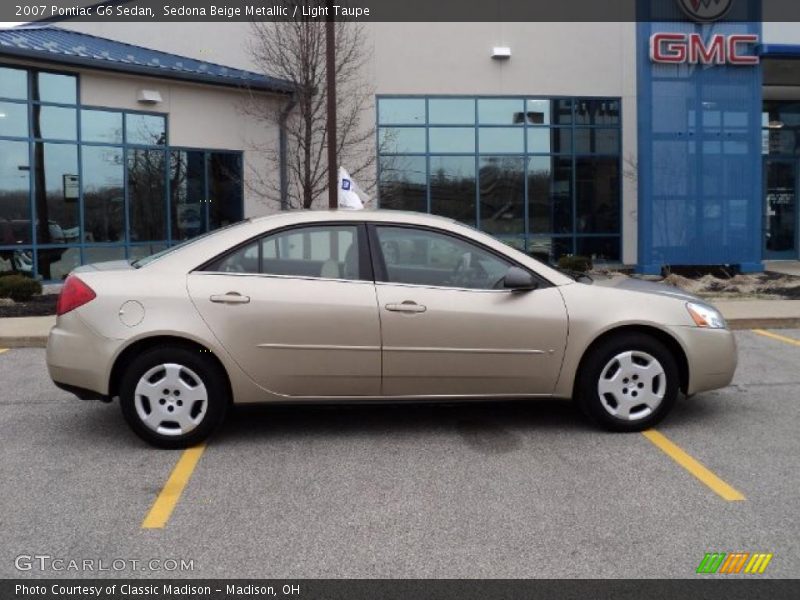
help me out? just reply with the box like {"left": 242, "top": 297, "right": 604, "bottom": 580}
{"left": 764, "top": 160, "right": 798, "bottom": 258}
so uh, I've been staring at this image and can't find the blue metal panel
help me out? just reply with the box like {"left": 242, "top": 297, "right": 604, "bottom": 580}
{"left": 637, "top": 2, "right": 763, "bottom": 273}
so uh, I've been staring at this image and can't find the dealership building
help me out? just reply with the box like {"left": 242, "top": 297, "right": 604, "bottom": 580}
{"left": 1, "top": 0, "right": 800, "bottom": 279}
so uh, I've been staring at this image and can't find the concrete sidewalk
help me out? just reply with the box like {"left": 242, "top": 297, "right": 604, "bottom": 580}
{"left": 1, "top": 300, "right": 800, "bottom": 348}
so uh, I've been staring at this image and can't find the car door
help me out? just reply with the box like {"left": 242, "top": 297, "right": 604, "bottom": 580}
{"left": 187, "top": 223, "right": 381, "bottom": 398}
{"left": 370, "top": 224, "right": 568, "bottom": 397}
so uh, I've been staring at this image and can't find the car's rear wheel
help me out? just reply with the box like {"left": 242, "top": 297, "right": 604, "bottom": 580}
{"left": 119, "top": 346, "right": 229, "bottom": 448}
{"left": 576, "top": 333, "right": 680, "bottom": 432}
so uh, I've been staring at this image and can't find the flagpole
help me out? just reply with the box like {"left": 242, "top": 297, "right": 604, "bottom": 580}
{"left": 326, "top": 1, "right": 338, "bottom": 209}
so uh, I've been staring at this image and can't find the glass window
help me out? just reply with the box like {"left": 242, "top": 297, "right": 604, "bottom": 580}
{"left": 33, "top": 143, "right": 79, "bottom": 247}
{"left": 127, "top": 148, "right": 166, "bottom": 242}
{"left": 0, "top": 101, "right": 28, "bottom": 138}
{"left": 574, "top": 128, "right": 620, "bottom": 154}
{"left": 528, "top": 236, "right": 573, "bottom": 264}
{"left": 478, "top": 99, "right": 524, "bottom": 125}
{"left": 207, "top": 240, "right": 260, "bottom": 274}
{"left": 38, "top": 247, "right": 80, "bottom": 281}
{"left": 525, "top": 99, "right": 551, "bottom": 125}
{"left": 430, "top": 156, "right": 476, "bottom": 226}
{"left": 170, "top": 150, "right": 207, "bottom": 241}
{"left": 528, "top": 128, "right": 571, "bottom": 154}
{"left": 81, "top": 109, "right": 123, "bottom": 144}
{"left": 33, "top": 105, "right": 77, "bottom": 140}
{"left": 429, "top": 127, "right": 475, "bottom": 153}
{"left": 478, "top": 127, "right": 524, "bottom": 153}
{"left": 208, "top": 153, "right": 243, "bottom": 230}
{"left": 576, "top": 236, "right": 621, "bottom": 262}
{"left": 428, "top": 99, "right": 475, "bottom": 125}
{"left": 128, "top": 243, "right": 168, "bottom": 262}
{"left": 34, "top": 72, "right": 77, "bottom": 104}
{"left": 125, "top": 113, "right": 166, "bottom": 145}
{"left": 576, "top": 158, "right": 620, "bottom": 234}
{"left": 479, "top": 156, "right": 524, "bottom": 236}
{"left": 575, "top": 99, "right": 620, "bottom": 126}
{"left": 379, "top": 156, "right": 426, "bottom": 212}
{"left": 375, "top": 225, "right": 511, "bottom": 290}
{"left": 82, "top": 146, "right": 124, "bottom": 243}
{"left": 528, "top": 156, "right": 573, "bottom": 234}
{"left": 378, "top": 98, "right": 425, "bottom": 125}
{"left": 552, "top": 99, "right": 574, "bottom": 125}
{"left": 379, "top": 127, "right": 426, "bottom": 154}
{"left": 0, "top": 67, "right": 28, "bottom": 100}
{"left": 83, "top": 246, "right": 125, "bottom": 265}
{"left": 0, "top": 140, "right": 31, "bottom": 237}
{"left": 260, "top": 225, "right": 361, "bottom": 280}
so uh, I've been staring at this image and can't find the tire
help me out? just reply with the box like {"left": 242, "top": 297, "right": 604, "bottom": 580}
{"left": 576, "top": 333, "right": 680, "bottom": 432}
{"left": 119, "top": 345, "right": 229, "bottom": 449}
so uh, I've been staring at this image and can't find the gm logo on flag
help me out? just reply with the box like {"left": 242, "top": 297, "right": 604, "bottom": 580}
{"left": 697, "top": 552, "right": 773, "bottom": 574}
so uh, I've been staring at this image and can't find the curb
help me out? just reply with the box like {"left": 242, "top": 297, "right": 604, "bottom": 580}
{"left": 2, "top": 318, "right": 799, "bottom": 349}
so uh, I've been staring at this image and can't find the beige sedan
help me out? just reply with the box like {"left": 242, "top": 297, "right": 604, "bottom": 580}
{"left": 47, "top": 211, "right": 737, "bottom": 448}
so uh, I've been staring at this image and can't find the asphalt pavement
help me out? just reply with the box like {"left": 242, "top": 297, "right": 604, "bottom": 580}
{"left": 0, "top": 330, "right": 798, "bottom": 579}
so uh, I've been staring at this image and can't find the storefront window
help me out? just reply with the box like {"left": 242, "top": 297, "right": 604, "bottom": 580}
{"left": 33, "top": 143, "right": 79, "bottom": 245}
{"left": 34, "top": 72, "right": 77, "bottom": 104}
{"left": 377, "top": 96, "right": 622, "bottom": 263}
{"left": 81, "top": 109, "right": 123, "bottom": 144}
{"left": 33, "top": 105, "right": 77, "bottom": 141}
{"left": 82, "top": 146, "right": 124, "bottom": 243}
{"left": 0, "top": 101, "right": 28, "bottom": 138}
{"left": 125, "top": 113, "right": 166, "bottom": 146}
{"left": 128, "top": 148, "right": 167, "bottom": 242}
{"left": 208, "top": 153, "right": 243, "bottom": 230}
{"left": 0, "top": 140, "right": 31, "bottom": 234}
{"left": 0, "top": 67, "right": 28, "bottom": 100}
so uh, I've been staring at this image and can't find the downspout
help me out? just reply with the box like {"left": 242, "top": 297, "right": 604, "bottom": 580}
{"left": 279, "top": 93, "right": 297, "bottom": 210}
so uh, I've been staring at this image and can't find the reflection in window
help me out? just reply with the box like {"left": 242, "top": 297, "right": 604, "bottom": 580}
{"left": 576, "top": 236, "right": 621, "bottom": 262}
{"left": 81, "top": 109, "right": 123, "bottom": 144}
{"left": 479, "top": 127, "right": 524, "bottom": 153}
{"left": 429, "top": 99, "right": 475, "bottom": 125}
{"left": 574, "top": 128, "right": 620, "bottom": 154}
{"left": 83, "top": 246, "right": 125, "bottom": 265}
{"left": 528, "top": 128, "right": 571, "bottom": 154}
{"left": 38, "top": 247, "right": 79, "bottom": 281}
{"left": 34, "top": 72, "right": 77, "bottom": 104}
{"left": 261, "top": 225, "right": 360, "bottom": 280}
{"left": 576, "top": 158, "right": 620, "bottom": 234}
{"left": 33, "top": 143, "right": 79, "bottom": 245}
{"left": 125, "top": 113, "right": 166, "bottom": 145}
{"left": 0, "top": 102, "right": 28, "bottom": 138}
{"left": 379, "top": 127, "right": 426, "bottom": 154}
{"left": 208, "top": 153, "right": 243, "bottom": 230}
{"left": 170, "top": 150, "right": 206, "bottom": 241}
{"left": 127, "top": 148, "right": 166, "bottom": 241}
{"left": 82, "top": 146, "right": 124, "bottom": 243}
{"left": 378, "top": 156, "right": 426, "bottom": 212}
{"left": 528, "top": 157, "right": 572, "bottom": 234}
{"left": 479, "top": 157, "right": 524, "bottom": 236}
{"left": 0, "top": 67, "right": 28, "bottom": 100}
{"left": 429, "top": 127, "right": 474, "bottom": 153}
{"left": 528, "top": 236, "right": 573, "bottom": 264}
{"left": 525, "top": 99, "right": 551, "bottom": 125}
{"left": 33, "top": 105, "right": 77, "bottom": 140}
{"left": 378, "top": 98, "right": 426, "bottom": 125}
{"left": 0, "top": 140, "right": 31, "bottom": 238}
{"left": 575, "top": 99, "right": 620, "bottom": 126}
{"left": 430, "top": 156, "right": 476, "bottom": 226}
{"left": 478, "top": 99, "right": 524, "bottom": 125}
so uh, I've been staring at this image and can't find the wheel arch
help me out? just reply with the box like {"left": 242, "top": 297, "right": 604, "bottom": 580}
{"left": 108, "top": 335, "right": 232, "bottom": 403}
{"left": 571, "top": 324, "right": 690, "bottom": 399}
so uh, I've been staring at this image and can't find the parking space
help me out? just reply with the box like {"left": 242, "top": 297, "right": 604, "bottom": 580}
{"left": 0, "top": 330, "right": 798, "bottom": 579}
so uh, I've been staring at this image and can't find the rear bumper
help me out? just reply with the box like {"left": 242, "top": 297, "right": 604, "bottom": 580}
{"left": 667, "top": 326, "right": 738, "bottom": 395}
{"left": 46, "top": 311, "right": 121, "bottom": 397}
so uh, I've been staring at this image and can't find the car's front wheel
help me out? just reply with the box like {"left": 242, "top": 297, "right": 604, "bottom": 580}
{"left": 119, "top": 346, "right": 229, "bottom": 448}
{"left": 576, "top": 333, "right": 680, "bottom": 432}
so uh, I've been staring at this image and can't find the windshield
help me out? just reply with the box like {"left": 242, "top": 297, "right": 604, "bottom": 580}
{"left": 130, "top": 221, "right": 249, "bottom": 268}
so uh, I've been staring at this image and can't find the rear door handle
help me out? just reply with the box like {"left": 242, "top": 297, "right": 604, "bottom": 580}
{"left": 385, "top": 301, "right": 426, "bottom": 314}
{"left": 210, "top": 292, "right": 250, "bottom": 304}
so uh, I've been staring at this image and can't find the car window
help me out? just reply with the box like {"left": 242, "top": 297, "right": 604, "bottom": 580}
{"left": 205, "top": 225, "right": 363, "bottom": 281}
{"left": 375, "top": 226, "right": 511, "bottom": 290}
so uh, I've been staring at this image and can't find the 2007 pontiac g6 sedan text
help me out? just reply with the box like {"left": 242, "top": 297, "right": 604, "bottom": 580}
{"left": 46, "top": 211, "right": 737, "bottom": 448}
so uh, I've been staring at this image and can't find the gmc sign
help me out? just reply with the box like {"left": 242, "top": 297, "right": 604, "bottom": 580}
{"left": 650, "top": 33, "right": 760, "bottom": 65}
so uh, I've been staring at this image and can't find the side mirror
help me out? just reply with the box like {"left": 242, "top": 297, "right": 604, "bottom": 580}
{"left": 503, "top": 266, "right": 537, "bottom": 291}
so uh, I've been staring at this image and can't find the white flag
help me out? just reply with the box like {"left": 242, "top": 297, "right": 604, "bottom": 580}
{"left": 338, "top": 167, "right": 367, "bottom": 210}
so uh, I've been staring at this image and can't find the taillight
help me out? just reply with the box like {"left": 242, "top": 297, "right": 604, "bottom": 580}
{"left": 56, "top": 275, "right": 97, "bottom": 316}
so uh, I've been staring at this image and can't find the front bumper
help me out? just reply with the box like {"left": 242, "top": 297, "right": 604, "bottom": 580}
{"left": 46, "top": 311, "right": 122, "bottom": 398}
{"left": 667, "top": 326, "right": 738, "bottom": 395}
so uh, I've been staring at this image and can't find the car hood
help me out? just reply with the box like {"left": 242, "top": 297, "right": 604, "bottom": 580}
{"left": 73, "top": 260, "right": 134, "bottom": 273}
{"left": 591, "top": 275, "right": 701, "bottom": 302}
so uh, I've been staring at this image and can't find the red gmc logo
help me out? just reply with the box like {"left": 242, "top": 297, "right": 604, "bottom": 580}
{"left": 650, "top": 33, "right": 760, "bottom": 65}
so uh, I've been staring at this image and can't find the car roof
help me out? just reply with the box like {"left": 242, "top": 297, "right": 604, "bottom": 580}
{"left": 249, "top": 209, "right": 457, "bottom": 227}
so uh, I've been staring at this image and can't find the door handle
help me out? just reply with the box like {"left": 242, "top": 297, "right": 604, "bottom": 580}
{"left": 210, "top": 292, "right": 251, "bottom": 304}
{"left": 385, "top": 301, "right": 426, "bottom": 314}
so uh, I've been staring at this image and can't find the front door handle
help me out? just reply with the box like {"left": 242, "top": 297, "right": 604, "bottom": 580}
{"left": 210, "top": 292, "right": 251, "bottom": 304}
{"left": 385, "top": 301, "right": 426, "bottom": 314}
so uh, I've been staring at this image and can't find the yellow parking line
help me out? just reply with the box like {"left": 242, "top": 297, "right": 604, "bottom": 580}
{"left": 752, "top": 329, "right": 800, "bottom": 347}
{"left": 142, "top": 444, "right": 206, "bottom": 529}
{"left": 642, "top": 430, "right": 745, "bottom": 502}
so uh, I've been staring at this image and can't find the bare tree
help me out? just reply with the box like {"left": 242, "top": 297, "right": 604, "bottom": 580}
{"left": 246, "top": 11, "right": 375, "bottom": 210}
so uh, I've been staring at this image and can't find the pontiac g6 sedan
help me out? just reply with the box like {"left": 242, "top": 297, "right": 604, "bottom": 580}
{"left": 47, "top": 211, "right": 737, "bottom": 448}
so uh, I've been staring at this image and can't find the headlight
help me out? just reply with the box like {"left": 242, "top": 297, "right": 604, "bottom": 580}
{"left": 686, "top": 302, "right": 727, "bottom": 329}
